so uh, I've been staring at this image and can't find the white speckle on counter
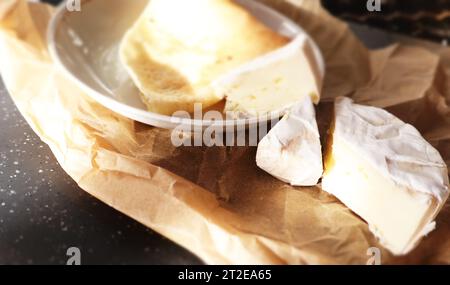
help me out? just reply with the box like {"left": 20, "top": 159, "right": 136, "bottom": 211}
{"left": 1, "top": 80, "right": 206, "bottom": 265}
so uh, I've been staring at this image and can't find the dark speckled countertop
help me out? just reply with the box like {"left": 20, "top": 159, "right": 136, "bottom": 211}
{"left": 0, "top": 5, "right": 406, "bottom": 264}
{"left": 0, "top": 77, "right": 202, "bottom": 265}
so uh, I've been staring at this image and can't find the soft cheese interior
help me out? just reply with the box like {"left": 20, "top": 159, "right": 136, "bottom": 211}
{"left": 213, "top": 34, "right": 322, "bottom": 118}
{"left": 322, "top": 97, "right": 449, "bottom": 255}
{"left": 256, "top": 96, "right": 323, "bottom": 186}
{"left": 119, "top": 0, "right": 289, "bottom": 115}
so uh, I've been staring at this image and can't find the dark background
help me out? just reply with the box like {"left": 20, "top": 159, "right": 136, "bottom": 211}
{"left": 41, "top": 0, "right": 450, "bottom": 42}
{"left": 0, "top": 0, "right": 444, "bottom": 265}
{"left": 321, "top": 0, "right": 450, "bottom": 42}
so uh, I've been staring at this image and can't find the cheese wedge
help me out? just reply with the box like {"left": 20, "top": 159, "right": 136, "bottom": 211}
{"left": 322, "top": 97, "right": 449, "bottom": 255}
{"left": 256, "top": 96, "right": 323, "bottom": 186}
{"left": 212, "top": 34, "right": 322, "bottom": 118}
{"left": 119, "top": 0, "right": 288, "bottom": 115}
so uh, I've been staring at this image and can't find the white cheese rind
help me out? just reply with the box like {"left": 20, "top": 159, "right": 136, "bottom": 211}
{"left": 332, "top": 97, "right": 449, "bottom": 202}
{"left": 212, "top": 34, "right": 322, "bottom": 118}
{"left": 256, "top": 96, "right": 323, "bottom": 186}
{"left": 322, "top": 97, "right": 449, "bottom": 255}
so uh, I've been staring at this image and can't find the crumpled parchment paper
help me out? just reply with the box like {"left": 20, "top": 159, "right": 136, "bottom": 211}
{"left": 0, "top": 0, "right": 449, "bottom": 264}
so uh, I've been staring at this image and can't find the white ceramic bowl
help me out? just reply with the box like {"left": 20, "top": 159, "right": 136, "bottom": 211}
{"left": 48, "top": 0, "right": 325, "bottom": 130}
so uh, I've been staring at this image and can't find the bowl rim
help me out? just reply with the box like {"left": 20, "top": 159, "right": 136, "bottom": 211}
{"left": 47, "top": 0, "right": 325, "bottom": 129}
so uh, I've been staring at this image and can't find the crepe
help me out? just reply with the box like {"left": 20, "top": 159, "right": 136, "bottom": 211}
{"left": 119, "top": 0, "right": 289, "bottom": 115}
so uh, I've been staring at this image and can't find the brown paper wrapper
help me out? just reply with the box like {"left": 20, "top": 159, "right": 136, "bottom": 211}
{"left": 0, "top": 0, "right": 449, "bottom": 264}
